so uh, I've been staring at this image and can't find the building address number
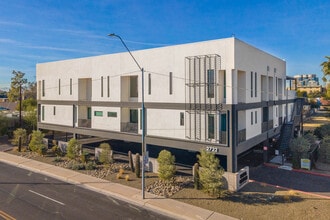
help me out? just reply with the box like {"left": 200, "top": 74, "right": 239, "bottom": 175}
{"left": 206, "top": 146, "right": 219, "bottom": 153}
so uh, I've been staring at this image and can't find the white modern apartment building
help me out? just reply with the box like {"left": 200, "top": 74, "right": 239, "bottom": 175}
{"left": 36, "top": 37, "right": 297, "bottom": 173}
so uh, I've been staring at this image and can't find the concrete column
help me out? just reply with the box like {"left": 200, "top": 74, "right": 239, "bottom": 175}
{"left": 227, "top": 105, "right": 238, "bottom": 173}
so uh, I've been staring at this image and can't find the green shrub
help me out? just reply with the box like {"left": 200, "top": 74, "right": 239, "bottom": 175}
{"left": 12, "top": 128, "right": 27, "bottom": 146}
{"left": 85, "top": 161, "right": 96, "bottom": 170}
{"left": 197, "top": 150, "right": 224, "bottom": 197}
{"left": 71, "top": 163, "right": 85, "bottom": 170}
{"left": 98, "top": 143, "right": 112, "bottom": 164}
{"left": 28, "top": 130, "right": 47, "bottom": 155}
{"left": 314, "top": 124, "right": 330, "bottom": 139}
{"left": 157, "top": 150, "right": 176, "bottom": 181}
{"left": 290, "top": 136, "right": 310, "bottom": 169}
{"left": 66, "top": 138, "right": 81, "bottom": 160}
{"left": 80, "top": 150, "right": 90, "bottom": 163}
{"left": 319, "top": 136, "right": 330, "bottom": 164}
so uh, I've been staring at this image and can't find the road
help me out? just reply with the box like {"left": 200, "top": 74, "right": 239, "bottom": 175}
{"left": 249, "top": 165, "right": 330, "bottom": 198}
{"left": 0, "top": 162, "right": 173, "bottom": 220}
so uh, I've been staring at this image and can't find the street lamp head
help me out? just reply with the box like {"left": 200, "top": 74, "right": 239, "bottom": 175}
{"left": 108, "top": 33, "right": 117, "bottom": 37}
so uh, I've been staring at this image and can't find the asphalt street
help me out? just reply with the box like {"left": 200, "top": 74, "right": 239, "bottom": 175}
{"left": 249, "top": 165, "right": 330, "bottom": 198}
{"left": 0, "top": 162, "right": 173, "bottom": 220}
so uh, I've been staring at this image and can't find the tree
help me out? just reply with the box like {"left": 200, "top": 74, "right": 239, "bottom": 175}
{"left": 29, "top": 130, "right": 47, "bottom": 155}
{"left": 197, "top": 150, "right": 224, "bottom": 197}
{"left": 319, "top": 136, "right": 330, "bottom": 164}
{"left": 7, "top": 70, "right": 27, "bottom": 102}
{"left": 321, "top": 56, "right": 330, "bottom": 82}
{"left": 0, "top": 115, "right": 9, "bottom": 136}
{"left": 157, "top": 150, "right": 176, "bottom": 181}
{"left": 23, "top": 108, "right": 37, "bottom": 134}
{"left": 66, "top": 138, "right": 81, "bottom": 160}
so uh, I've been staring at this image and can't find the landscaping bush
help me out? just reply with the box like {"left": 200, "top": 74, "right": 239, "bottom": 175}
{"left": 314, "top": 124, "right": 330, "bottom": 139}
{"left": 98, "top": 143, "right": 113, "bottom": 164}
{"left": 157, "top": 150, "right": 176, "bottom": 181}
{"left": 197, "top": 149, "right": 224, "bottom": 197}
{"left": 290, "top": 136, "right": 310, "bottom": 169}
{"left": 85, "top": 161, "right": 96, "bottom": 170}
{"left": 66, "top": 138, "right": 81, "bottom": 160}
{"left": 319, "top": 136, "right": 330, "bottom": 164}
{"left": 12, "top": 128, "right": 27, "bottom": 146}
{"left": 28, "top": 130, "right": 47, "bottom": 155}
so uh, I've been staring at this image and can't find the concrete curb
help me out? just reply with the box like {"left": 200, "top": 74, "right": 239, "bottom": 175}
{"left": 0, "top": 152, "right": 237, "bottom": 220}
{"left": 264, "top": 163, "right": 330, "bottom": 178}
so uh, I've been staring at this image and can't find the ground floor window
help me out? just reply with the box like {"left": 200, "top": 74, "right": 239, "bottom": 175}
{"left": 208, "top": 114, "right": 215, "bottom": 139}
{"left": 94, "top": 111, "right": 103, "bottom": 117}
{"left": 130, "top": 109, "right": 138, "bottom": 123}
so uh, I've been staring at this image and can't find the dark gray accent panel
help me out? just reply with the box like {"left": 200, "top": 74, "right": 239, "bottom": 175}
{"left": 38, "top": 123, "right": 229, "bottom": 155}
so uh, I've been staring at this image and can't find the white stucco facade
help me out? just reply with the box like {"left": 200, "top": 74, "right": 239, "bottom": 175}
{"left": 36, "top": 37, "right": 298, "bottom": 172}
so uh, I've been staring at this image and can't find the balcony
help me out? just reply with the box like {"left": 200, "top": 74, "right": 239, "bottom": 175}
{"left": 78, "top": 119, "right": 91, "bottom": 128}
{"left": 121, "top": 122, "right": 138, "bottom": 133}
{"left": 238, "top": 129, "right": 246, "bottom": 144}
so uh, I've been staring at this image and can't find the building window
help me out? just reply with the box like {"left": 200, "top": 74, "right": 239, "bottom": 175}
{"left": 87, "top": 107, "right": 91, "bottom": 119}
{"left": 148, "top": 73, "right": 151, "bottom": 95}
{"left": 207, "top": 69, "right": 214, "bottom": 98}
{"left": 107, "top": 76, "right": 110, "bottom": 97}
{"left": 101, "top": 76, "right": 104, "bottom": 97}
{"left": 53, "top": 106, "right": 56, "bottom": 115}
{"left": 267, "top": 66, "right": 270, "bottom": 72}
{"left": 276, "top": 77, "right": 278, "bottom": 96}
{"left": 108, "top": 112, "right": 117, "bottom": 117}
{"left": 208, "top": 114, "right": 215, "bottom": 139}
{"left": 276, "top": 107, "right": 278, "bottom": 117}
{"left": 274, "top": 68, "right": 277, "bottom": 73}
{"left": 251, "top": 111, "right": 254, "bottom": 125}
{"left": 223, "top": 71, "right": 226, "bottom": 99}
{"left": 58, "top": 79, "right": 61, "bottom": 95}
{"left": 42, "top": 80, "right": 45, "bottom": 97}
{"left": 255, "top": 72, "right": 257, "bottom": 97}
{"left": 169, "top": 72, "right": 173, "bottom": 95}
{"left": 130, "top": 109, "right": 138, "bottom": 123}
{"left": 70, "top": 78, "right": 72, "bottom": 95}
{"left": 94, "top": 111, "right": 103, "bottom": 117}
{"left": 221, "top": 114, "right": 227, "bottom": 131}
{"left": 180, "top": 112, "right": 184, "bottom": 126}
{"left": 251, "top": 71, "right": 253, "bottom": 97}
{"left": 130, "top": 76, "right": 138, "bottom": 98}
{"left": 42, "top": 106, "right": 45, "bottom": 120}
{"left": 255, "top": 111, "right": 257, "bottom": 124}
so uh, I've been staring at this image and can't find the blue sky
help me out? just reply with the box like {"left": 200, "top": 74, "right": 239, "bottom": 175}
{"left": 0, "top": 0, "right": 329, "bottom": 89}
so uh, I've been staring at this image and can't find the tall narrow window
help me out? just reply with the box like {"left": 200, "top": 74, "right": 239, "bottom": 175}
{"left": 107, "top": 76, "right": 110, "bottom": 97}
{"left": 42, "top": 106, "right": 45, "bottom": 120}
{"left": 255, "top": 111, "right": 257, "bottom": 124}
{"left": 130, "top": 76, "right": 138, "bottom": 98}
{"left": 58, "top": 79, "right": 61, "bottom": 95}
{"left": 148, "top": 73, "right": 151, "bottom": 95}
{"left": 251, "top": 111, "right": 254, "bottom": 125}
{"left": 169, "top": 72, "right": 173, "bottom": 95}
{"left": 180, "top": 112, "right": 184, "bottom": 126}
{"left": 276, "top": 77, "right": 278, "bottom": 96}
{"left": 101, "top": 76, "right": 104, "bottom": 97}
{"left": 130, "top": 109, "right": 138, "bottom": 123}
{"left": 207, "top": 70, "right": 214, "bottom": 98}
{"left": 70, "top": 78, "right": 72, "bottom": 95}
{"left": 255, "top": 72, "right": 257, "bottom": 97}
{"left": 223, "top": 71, "right": 226, "bottom": 99}
{"left": 251, "top": 71, "right": 253, "bottom": 97}
{"left": 221, "top": 114, "right": 227, "bottom": 131}
{"left": 208, "top": 114, "right": 215, "bottom": 139}
{"left": 53, "top": 106, "right": 56, "bottom": 115}
{"left": 87, "top": 107, "right": 91, "bottom": 119}
{"left": 42, "top": 80, "right": 45, "bottom": 97}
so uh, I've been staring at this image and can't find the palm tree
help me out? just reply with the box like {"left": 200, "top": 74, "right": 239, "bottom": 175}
{"left": 321, "top": 56, "right": 330, "bottom": 82}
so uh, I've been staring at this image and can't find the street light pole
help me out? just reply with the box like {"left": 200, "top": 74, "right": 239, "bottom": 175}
{"left": 108, "top": 33, "right": 146, "bottom": 199}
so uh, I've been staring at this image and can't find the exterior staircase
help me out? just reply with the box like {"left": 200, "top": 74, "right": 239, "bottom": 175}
{"left": 278, "top": 98, "right": 304, "bottom": 155}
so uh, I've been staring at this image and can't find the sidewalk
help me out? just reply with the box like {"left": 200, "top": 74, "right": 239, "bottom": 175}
{"left": 0, "top": 151, "right": 237, "bottom": 220}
